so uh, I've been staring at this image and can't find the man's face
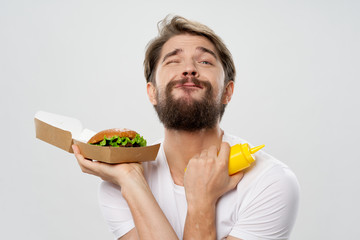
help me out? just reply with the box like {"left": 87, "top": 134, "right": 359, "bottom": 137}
{"left": 147, "top": 34, "right": 233, "bottom": 131}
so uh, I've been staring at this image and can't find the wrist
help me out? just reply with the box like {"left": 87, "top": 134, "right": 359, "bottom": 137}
{"left": 186, "top": 193, "right": 217, "bottom": 210}
{"left": 119, "top": 174, "right": 150, "bottom": 200}
{"left": 187, "top": 200, "right": 216, "bottom": 217}
{"left": 115, "top": 164, "right": 147, "bottom": 192}
{"left": 184, "top": 199, "right": 217, "bottom": 239}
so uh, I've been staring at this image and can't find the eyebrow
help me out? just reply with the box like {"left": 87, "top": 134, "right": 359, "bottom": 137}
{"left": 196, "top": 46, "right": 218, "bottom": 60}
{"left": 161, "top": 46, "right": 218, "bottom": 63}
{"left": 162, "top": 48, "right": 182, "bottom": 63}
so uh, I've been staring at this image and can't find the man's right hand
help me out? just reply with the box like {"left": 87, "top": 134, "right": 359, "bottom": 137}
{"left": 73, "top": 144, "right": 179, "bottom": 239}
{"left": 72, "top": 144, "right": 145, "bottom": 188}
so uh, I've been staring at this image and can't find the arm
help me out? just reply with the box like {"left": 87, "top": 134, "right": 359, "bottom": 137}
{"left": 72, "top": 145, "right": 178, "bottom": 240}
{"left": 226, "top": 236, "right": 243, "bottom": 240}
{"left": 183, "top": 143, "right": 243, "bottom": 240}
{"left": 119, "top": 229, "right": 138, "bottom": 240}
{"left": 227, "top": 164, "right": 300, "bottom": 239}
{"left": 119, "top": 166, "right": 178, "bottom": 240}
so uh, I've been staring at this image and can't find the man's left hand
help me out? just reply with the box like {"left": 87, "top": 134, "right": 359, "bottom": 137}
{"left": 183, "top": 142, "right": 244, "bottom": 208}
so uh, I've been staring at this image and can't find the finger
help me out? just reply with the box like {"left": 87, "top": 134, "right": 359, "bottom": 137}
{"left": 199, "top": 149, "right": 208, "bottom": 158}
{"left": 192, "top": 153, "right": 200, "bottom": 159}
{"left": 229, "top": 171, "right": 244, "bottom": 188}
{"left": 207, "top": 145, "right": 218, "bottom": 157}
{"left": 72, "top": 145, "right": 97, "bottom": 174}
{"left": 74, "top": 152, "right": 91, "bottom": 173}
{"left": 72, "top": 144, "right": 80, "bottom": 154}
{"left": 218, "top": 142, "right": 231, "bottom": 163}
{"left": 72, "top": 144, "right": 93, "bottom": 165}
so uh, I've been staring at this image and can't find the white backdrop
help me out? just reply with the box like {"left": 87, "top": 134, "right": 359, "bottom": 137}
{"left": 1, "top": 0, "right": 359, "bottom": 239}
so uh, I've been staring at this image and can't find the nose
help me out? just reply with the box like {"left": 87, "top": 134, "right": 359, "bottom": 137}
{"left": 182, "top": 61, "right": 199, "bottom": 78}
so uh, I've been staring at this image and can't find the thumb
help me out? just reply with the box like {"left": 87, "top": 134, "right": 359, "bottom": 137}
{"left": 229, "top": 171, "right": 244, "bottom": 189}
{"left": 218, "top": 142, "right": 231, "bottom": 163}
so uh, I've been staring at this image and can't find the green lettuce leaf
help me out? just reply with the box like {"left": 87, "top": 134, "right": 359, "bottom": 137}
{"left": 91, "top": 134, "right": 147, "bottom": 147}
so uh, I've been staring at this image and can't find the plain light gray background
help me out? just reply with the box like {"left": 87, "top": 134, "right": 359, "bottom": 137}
{"left": 1, "top": 0, "right": 359, "bottom": 239}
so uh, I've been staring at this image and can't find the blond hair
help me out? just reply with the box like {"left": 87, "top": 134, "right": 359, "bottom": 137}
{"left": 144, "top": 15, "right": 236, "bottom": 84}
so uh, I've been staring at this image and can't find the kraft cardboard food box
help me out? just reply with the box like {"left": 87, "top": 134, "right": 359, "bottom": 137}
{"left": 34, "top": 111, "right": 160, "bottom": 164}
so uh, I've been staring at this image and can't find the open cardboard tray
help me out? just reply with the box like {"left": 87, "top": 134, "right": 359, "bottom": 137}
{"left": 34, "top": 111, "right": 160, "bottom": 164}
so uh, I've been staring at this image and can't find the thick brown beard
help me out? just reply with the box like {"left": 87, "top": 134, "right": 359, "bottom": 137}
{"left": 154, "top": 78, "right": 225, "bottom": 131}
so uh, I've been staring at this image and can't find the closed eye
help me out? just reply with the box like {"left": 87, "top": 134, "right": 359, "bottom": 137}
{"left": 166, "top": 59, "right": 180, "bottom": 65}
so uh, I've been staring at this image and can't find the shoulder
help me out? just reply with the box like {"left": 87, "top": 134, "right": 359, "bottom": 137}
{"left": 223, "top": 132, "right": 300, "bottom": 202}
{"left": 222, "top": 133, "right": 300, "bottom": 239}
{"left": 223, "top": 132, "right": 299, "bottom": 188}
{"left": 244, "top": 157, "right": 300, "bottom": 206}
{"left": 242, "top": 148, "right": 300, "bottom": 198}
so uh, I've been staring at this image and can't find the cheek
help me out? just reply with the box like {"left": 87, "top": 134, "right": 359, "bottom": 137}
{"left": 155, "top": 67, "right": 175, "bottom": 88}
{"left": 215, "top": 87, "right": 225, "bottom": 102}
{"left": 215, "top": 70, "right": 226, "bottom": 99}
{"left": 207, "top": 72, "right": 225, "bottom": 99}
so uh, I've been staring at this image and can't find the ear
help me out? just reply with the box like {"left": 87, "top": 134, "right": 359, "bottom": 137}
{"left": 222, "top": 81, "right": 234, "bottom": 104}
{"left": 147, "top": 82, "right": 157, "bottom": 105}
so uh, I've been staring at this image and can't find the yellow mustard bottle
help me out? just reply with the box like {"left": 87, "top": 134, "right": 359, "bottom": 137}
{"left": 228, "top": 143, "right": 265, "bottom": 175}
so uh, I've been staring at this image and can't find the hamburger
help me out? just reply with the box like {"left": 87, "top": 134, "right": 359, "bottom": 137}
{"left": 87, "top": 128, "right": 147, "bottom": 147}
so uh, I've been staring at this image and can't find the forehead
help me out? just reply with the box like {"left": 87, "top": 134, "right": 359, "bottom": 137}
{"left": 161, "top": 34, "right": 217, "bottom": 56}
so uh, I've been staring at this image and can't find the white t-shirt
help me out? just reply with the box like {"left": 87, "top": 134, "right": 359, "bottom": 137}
{"left": 98, "top": 133, "right": 300, "bottom": 240}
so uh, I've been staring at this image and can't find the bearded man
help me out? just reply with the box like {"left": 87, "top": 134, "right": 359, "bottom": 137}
{"left": 73, "top": 16, "right": 300, "bottom": 240}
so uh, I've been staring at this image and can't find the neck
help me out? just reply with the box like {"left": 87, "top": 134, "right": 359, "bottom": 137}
{"left": 163, "top": 124, "right": 224, "bottom": 186}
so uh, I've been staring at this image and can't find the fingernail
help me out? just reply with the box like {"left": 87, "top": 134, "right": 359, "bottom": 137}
{"left": 72, "top": 145, "right": 77, "bottom": 153}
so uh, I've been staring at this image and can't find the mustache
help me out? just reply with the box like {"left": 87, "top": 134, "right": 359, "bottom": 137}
{"left": 166, "top": 77, "right": 211, "bottom": 90}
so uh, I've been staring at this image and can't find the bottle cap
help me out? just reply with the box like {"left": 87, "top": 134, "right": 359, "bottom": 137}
{"left": 250, "top": 145, "right": 265, "bottom": 154}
